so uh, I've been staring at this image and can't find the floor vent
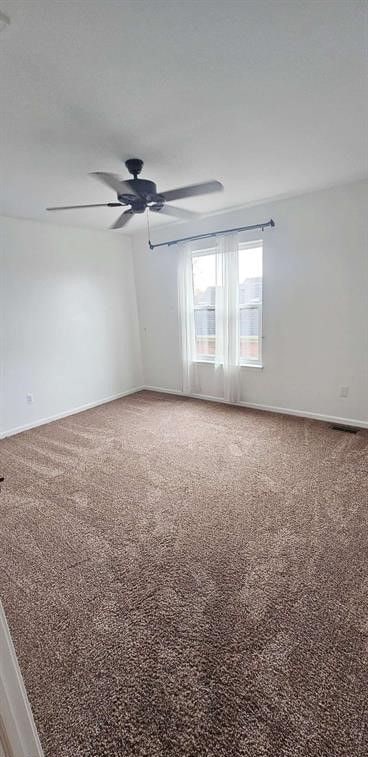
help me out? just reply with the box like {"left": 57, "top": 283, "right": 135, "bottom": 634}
{"left": 331, "top": 424, "right": 358, "bottom": 434}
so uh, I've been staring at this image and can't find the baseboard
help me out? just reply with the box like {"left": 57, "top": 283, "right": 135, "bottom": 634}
{"left": 0, "top": 386, "right": 145, "bottom": 439}
{"left": 1, "top": 384, "right": 366, "bottom": 439}
{"left": 142, "top": 385, "right": 368, "bottom": 429}
{"left": 0, "top": 601, "right": 44, "bottom": 756}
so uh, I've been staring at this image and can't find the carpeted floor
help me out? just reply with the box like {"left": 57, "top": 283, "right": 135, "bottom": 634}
{"left": 0, "top": 391, "right": 367, "bottom": 757}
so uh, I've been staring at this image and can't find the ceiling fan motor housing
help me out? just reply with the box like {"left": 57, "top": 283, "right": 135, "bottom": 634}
{"left": 121, "top": 158, "right": 164, "bottom": 211}
{"left": 118, "top": 178, "right": 162, "bottom": 211}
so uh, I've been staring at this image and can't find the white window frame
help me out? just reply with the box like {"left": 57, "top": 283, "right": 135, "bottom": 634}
{"left": 190, "top": 240, "right": 263, "bottom": 368}
{"left": 238, "top": 240, "right": 263, "bottom": 369}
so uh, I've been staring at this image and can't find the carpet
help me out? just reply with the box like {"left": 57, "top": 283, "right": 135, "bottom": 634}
{"left": 0, "top": 390, "right": 367, "bottom": 757}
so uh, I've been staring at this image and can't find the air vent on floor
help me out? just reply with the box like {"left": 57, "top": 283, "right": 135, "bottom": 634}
{"left": 331, "top": 425, "right": 358, "bottom": 434}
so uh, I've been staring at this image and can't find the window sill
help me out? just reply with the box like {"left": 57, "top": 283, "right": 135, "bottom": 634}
{"left": 192, "top": 360, "right": 263, "bottom": 369}
{"left": 240, "top": 363, "right": 264, "bottom": 369}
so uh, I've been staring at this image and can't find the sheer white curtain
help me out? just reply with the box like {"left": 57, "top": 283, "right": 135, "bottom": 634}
{"left": 215, "top": 233, "right": 240, "bottom": 402}
{"left": 178, "top": 233, "right": 240, "bottom": 401}
{"left": 177, "top": 242, "right": 196, "bottom": 394}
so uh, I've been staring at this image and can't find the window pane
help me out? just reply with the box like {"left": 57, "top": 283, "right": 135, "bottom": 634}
{"left": 194, "top": 308, "right": 216, "bottom": 357}
{"left": 239, "top": 245, "right": 262, "bottom": 364}
{"left": 192, "top": 253, "right": 216, "bottom": 358}
{"left": 239, "top": 246, "right": 262, "bottom": 305}
{"left": 192, "top": 254, "right": 216, "bottom": 305}
{"left": 240, "top": 307, "right": 260, "bottom": 361}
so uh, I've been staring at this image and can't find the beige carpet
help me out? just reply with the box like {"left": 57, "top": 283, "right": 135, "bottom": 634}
{"left": 0, "top": 391, "right": 367, "bottom": 757}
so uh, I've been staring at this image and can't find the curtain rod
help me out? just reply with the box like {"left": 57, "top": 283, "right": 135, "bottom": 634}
{"left": 148, "top": 218, "right": 275, "bottom": 250}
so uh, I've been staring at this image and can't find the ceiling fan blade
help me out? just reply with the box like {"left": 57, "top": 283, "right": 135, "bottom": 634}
{"left": 90, "top": 172, "right": 138, "bottom": 196}
{"left": 161, "top": 180, "right": 223, "bottom": 202}
{"left": 110, "top": 209, "right": 134, "bottom": 230}
{"left": 46, "top": 203, "right": 122, "bottom": 211}
{"left": 150, "top": 204, "right": 198, "bottom": 220}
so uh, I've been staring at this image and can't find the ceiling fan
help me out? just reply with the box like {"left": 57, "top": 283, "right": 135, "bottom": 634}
{"left": 46, "top": 159, "right": 223, "bottom": 229}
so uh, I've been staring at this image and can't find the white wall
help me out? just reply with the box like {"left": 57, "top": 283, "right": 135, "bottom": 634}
{"left": 132, "top": 180, "right": 368, "bottom": 425}
{"left": 1, "top": 180, "right": 366, "bottom": 437}
{"left": 0, "top": 216, "right": 143, "bottom": 436}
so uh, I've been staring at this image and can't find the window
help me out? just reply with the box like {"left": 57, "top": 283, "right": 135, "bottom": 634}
{"left": 191, "top": 240, "right": 263, "bottom": 367}
{"left": 239, "top": 242, "right": 263, "bottom": 366}
{"left": 192, "top": 250, "right": 217, "bottom": 360}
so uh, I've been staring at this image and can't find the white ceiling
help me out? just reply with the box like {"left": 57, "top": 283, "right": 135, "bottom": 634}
{"left": 0, "top": 0, "right": 367, "bottom": 233}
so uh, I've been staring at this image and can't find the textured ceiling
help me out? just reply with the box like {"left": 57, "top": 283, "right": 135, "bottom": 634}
{"left": 0, "top": 0, "right": 367, "bottom": 233}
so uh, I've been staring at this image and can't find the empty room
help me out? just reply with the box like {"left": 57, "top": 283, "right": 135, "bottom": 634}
{"left": 0, "top": 1, "right": 367, "bottom": 756}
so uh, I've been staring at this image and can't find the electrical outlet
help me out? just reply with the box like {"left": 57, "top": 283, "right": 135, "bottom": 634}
{"left": 339, "top": 386, "right": 349, "bottom": 398}
{"left": 26, "top": 393, "right": 34, "bottom": 404}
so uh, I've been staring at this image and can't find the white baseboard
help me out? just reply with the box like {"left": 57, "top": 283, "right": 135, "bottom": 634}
{"left": 1, "top": 384, "right": 366, "bottom": 439}
{"left": 0, "top": 386, "right": 145, "bottom": 439}
{"left": 142, "top": 385, "right": 368, "bottom": 429}
{"left": 0, "top": 601, "right": 44, "bottom": 757}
